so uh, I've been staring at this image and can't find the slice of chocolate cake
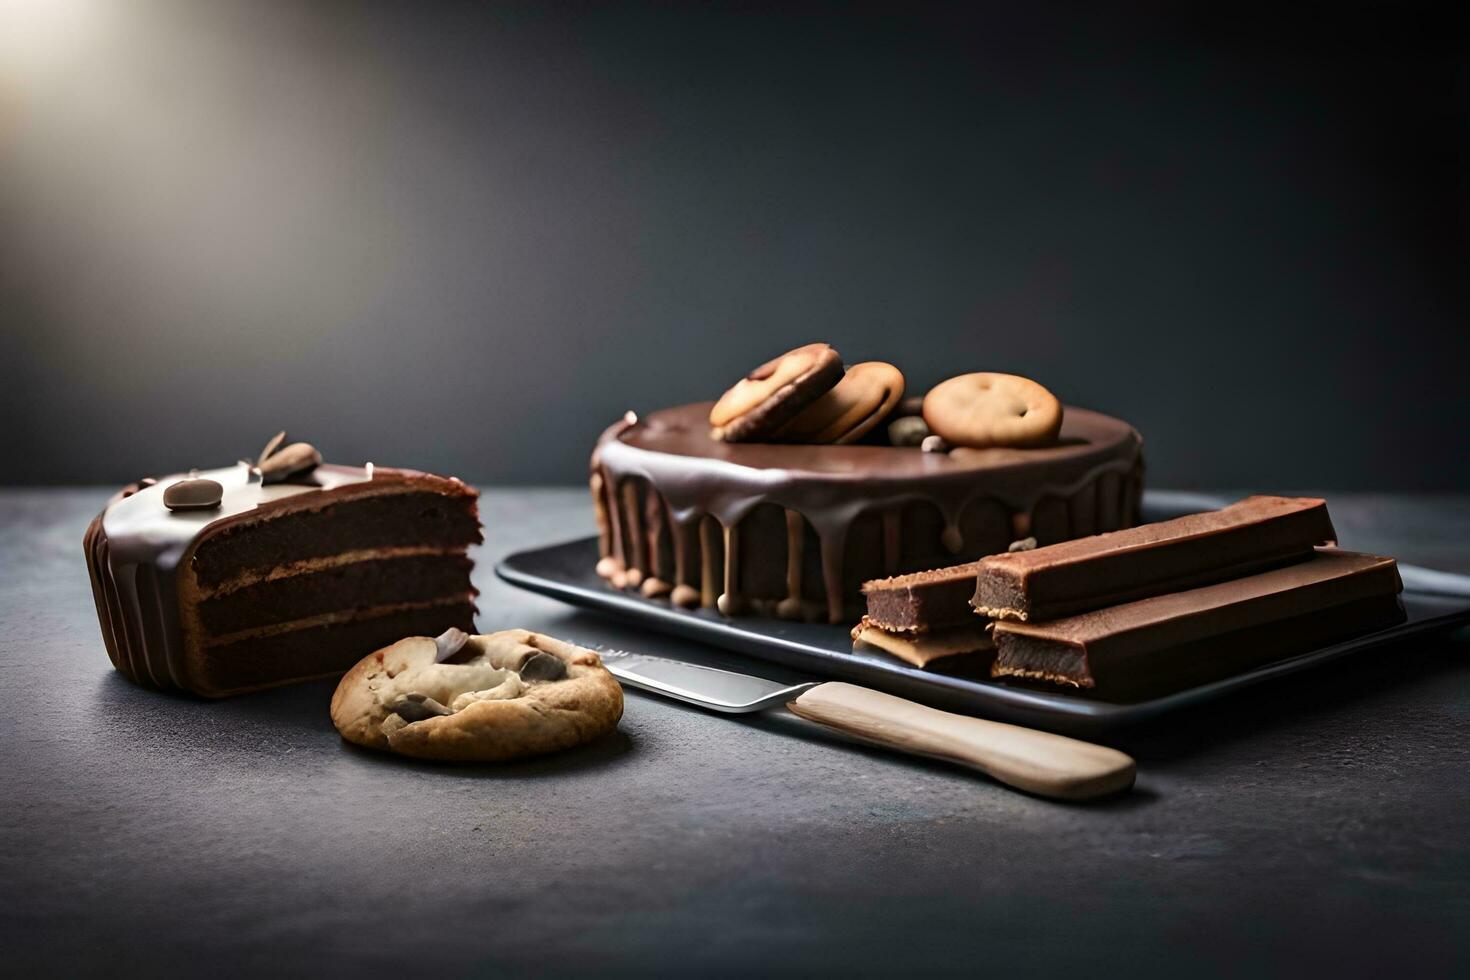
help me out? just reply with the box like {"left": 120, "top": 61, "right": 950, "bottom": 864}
{"left": 85, "top": 446, "right": 481, "bottom": 697}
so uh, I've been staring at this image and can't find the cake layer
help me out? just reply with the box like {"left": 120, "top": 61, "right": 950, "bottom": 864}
{"left": 592, "top": 402, "right": 1144, "bottom": 623}
{"left": 191, "top": 490, "right": 481, "bottom": 590}
{"left": 196, "top": 553, "right": 474, "bottom": 634}
{"left": 192, "top": 600, "right": 478, "bottom": 698}
{"left": 974, "top": 495, "right": 1336, "bottom": 622}
{"left": 990, "top": 550, "right": 1403, "bottom": 698}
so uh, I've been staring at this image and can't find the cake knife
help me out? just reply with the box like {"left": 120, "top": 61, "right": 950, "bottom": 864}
{"left": 598, "top": 651, "right": 1135, "bottom": 801}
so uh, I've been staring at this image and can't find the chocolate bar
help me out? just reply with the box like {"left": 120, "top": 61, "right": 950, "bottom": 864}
{"left": 974, "top": 495, "right": 1336, "bottom": 622}
{"left": 990, "top": 550, "right": 1403, "bottom": 699}
{"left": 860, "top": 563, "right": 980, "bottom": 633}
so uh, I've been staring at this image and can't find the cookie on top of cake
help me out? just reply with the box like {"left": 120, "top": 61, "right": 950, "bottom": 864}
{"left": 590, "top": 344, "right": 1144, "bottom": 624}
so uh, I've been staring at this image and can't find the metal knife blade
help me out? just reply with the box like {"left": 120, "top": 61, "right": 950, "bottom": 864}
{"left": 597, "top": 650, "right": 817, "bottom": 713}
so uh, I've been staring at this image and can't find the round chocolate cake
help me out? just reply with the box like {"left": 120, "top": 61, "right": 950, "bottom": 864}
{"left": 590, "top": 401, "right": 1144, "bottom": 623}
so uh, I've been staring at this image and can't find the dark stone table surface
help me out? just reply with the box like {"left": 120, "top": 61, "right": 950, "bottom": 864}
{"left": 3, "top": 488, "right": 1468, "bottom": 978}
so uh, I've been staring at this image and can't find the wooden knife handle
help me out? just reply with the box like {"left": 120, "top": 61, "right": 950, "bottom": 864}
{"left": 788, "top": 682, "right": 1135, "bottom": 801}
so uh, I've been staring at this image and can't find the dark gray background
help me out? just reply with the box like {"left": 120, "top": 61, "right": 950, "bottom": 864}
{"left": 2, "top": 1, "right": 1466, "bottom": 489}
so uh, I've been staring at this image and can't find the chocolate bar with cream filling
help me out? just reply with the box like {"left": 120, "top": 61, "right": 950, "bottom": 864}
{"left": 990, "top": 549, "right": 1403, "bottom": 700}
{"left": 974, "top": 495, "right": 1336, "bottom": 622}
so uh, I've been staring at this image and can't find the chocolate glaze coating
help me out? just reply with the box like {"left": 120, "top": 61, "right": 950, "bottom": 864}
{"left": 85, "top": 462, "right": 481, "bottom": 696}
{"left": 591, "top": 402, "right": 1144, "bottom": 623}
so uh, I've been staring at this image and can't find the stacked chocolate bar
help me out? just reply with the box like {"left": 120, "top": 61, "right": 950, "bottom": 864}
{"left": 852, "top": 563, "right": 989, "bottom": 668}
{"left": 855, "top": 496, "right": 1405, "bottom": 699}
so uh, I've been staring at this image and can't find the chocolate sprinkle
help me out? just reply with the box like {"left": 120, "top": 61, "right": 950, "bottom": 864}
{"left": 259, "top": 442, "right": 322, "bottom": 485}
{"left": 162, "top": 478, "right": 223, "bottom": 511}
{"left": 257, "top": 430, "right": 287, "bottom": 468}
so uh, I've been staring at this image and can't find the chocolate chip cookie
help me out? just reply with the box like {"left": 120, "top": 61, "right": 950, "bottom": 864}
{"left": 331, "top": 629, "right": 623, "bottom": 761}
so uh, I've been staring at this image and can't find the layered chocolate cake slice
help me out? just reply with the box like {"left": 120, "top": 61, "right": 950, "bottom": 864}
{"left": 85, "top": 444, "right": 481, "bottom": 697}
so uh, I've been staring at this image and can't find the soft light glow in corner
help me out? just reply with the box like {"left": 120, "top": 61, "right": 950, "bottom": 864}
{"left": 0, "top": 0, "right": 106, "bottom": 83}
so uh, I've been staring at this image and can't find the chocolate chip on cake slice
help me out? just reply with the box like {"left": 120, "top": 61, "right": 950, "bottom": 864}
{"left": 709, "top": 343, "right": 843, "bottom": 442}
{"left": 257, "top": 430, "right": 288, "bottom": 468}
{"left": 163, "top": 478, "right": 223, "bottom": 511}
{"left": 259, "top": 441, "right": 323, "bottom": 484}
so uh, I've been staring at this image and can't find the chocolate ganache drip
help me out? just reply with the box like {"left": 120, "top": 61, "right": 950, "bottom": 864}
{"left": 591, "top": 402, "right": 1144, "bottom": 624}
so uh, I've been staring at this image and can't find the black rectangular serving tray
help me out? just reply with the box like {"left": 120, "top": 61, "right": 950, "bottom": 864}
{"left": 495, "top": 494, "right": 1470, "bottom": 735}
